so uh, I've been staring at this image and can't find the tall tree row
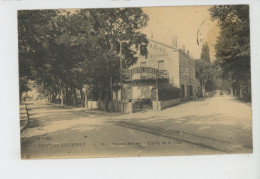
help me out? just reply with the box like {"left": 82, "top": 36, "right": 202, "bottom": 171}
{"left": 209, "top": 5, "right": 251, "bottom": 100}
{"left": 195, "top": 42, "right": 217, "bottom": 98}
{"left": 18, "top": 8, "right": 149, "bottom": 105}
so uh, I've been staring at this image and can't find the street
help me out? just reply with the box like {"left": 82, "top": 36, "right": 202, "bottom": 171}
{"left": 20, "top": 95, "right": 252, "bottom": 159}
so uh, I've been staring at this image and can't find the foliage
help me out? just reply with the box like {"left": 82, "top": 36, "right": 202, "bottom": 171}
{"left": 201, "top": 42, "right": 210, "bottom": 62}
{"left": 18, "top": 8, "right": 149, "bottom": 105}
{"left": 195, "top": 60, "right": 213, "bottom": 83}
{"left": 133, "top": 98, "right": 152, "bottom": 109}
{"left": 195, "top": 42, "right": 217, "bottom": 97}
{"left": 151, "top": 82, "right": 180, "bottom": 101}
{"left": 18, "top": 10, "right": 58, "bottom": 102}
{"left": 209, "top": 5, "right": 251, "bottom": 100}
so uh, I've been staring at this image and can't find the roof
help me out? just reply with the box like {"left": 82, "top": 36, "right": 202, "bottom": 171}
{"left": 147, "top": 38, "right": 177, "bottom": 50}
{"left": 146, "top": 38, "right": 194, "bottom": 62}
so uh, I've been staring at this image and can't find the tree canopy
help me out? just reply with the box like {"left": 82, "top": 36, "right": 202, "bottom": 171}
{"left": 195, "top": 41, "right": 217, "bottom": 97}
{"left": 18, "top": 8, "right": 149, "bottom": 105}
{"left": 209, "top": 5, "right": 251, "bottom": 100}
{"left": 200, "top": 42, "right": 210, "bottom": 62}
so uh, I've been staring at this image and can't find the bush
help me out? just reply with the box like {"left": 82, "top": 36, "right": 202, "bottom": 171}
{"left": 133, "top": 98, "right": 152, "bottom": 109}
{"left": 151, "top": 82, "right": 180, "bottom": 101}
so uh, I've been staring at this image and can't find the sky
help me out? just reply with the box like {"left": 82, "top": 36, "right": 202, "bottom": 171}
{"left": 141, "top": 6, "right": 220, "bottom": 60}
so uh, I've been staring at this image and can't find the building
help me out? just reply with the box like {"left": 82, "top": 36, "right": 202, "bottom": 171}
{"left": 121, "top": 37, "right": 197, "bottom": 103}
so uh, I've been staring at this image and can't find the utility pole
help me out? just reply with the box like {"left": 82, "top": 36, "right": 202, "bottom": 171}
{"left": 83, "top": 85, "right": 88, "bottom": 108}
{"left": 61, "top": 89, "right": 64, "bottom": 106}
{"left": 155, "top": 69, "right": 159, "bottom": 111}
{"left": 119, "top": 40, "right": 128, "bottom": 112}
{"left": 59, "top": 78, "right": 63, "bottom": 106}
{"left": 120, "top": 41, "right": 123, "bottom": 104}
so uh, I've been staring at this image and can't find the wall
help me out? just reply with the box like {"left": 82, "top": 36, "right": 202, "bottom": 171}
{"left": 161, "top": 98, "right": 180, "bottom": 109}
{"left": 129, "top": 38, "right": 180, "bottom": 98}
{"left": 152, "top": 98, "right": 180, "bottom": 111}
{"left": 98, "top": 101, "right": 133, "bottom": 113}
{"left": 87, "top": 101, "right": 98, "bottom": 109}
{"left": 132, "top": 83, "right": 154, "bottom": 99}
{"left": 166, "top": 50, "right": 180, "bottom": 87}
{"left": 178, "top": 49, "right": 196, "bottom": 100}
{"left": 131, "top": 38, "right": 178, "bottom": 79}
{"left": 125, "top": 38, "right": 197, "bottom": 101}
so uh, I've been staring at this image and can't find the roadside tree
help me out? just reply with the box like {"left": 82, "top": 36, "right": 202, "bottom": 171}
{"left": 18, "top": 8, "right": 149, "bottom": 108}
{"left": 195, "top": 43, "right": 216, "bottom": 97}
{"left": 209, "top": 5, "right": 251, "bottom": 100}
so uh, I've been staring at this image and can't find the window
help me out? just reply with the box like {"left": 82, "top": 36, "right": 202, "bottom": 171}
{"left": 149, "top": 61, "right": 157, "bottom": 68}
{"left": 158, "top": 60, "right": 164, "bottom": 70}
{"left": 140, "top": 62, "right": 147, "bottom": 67}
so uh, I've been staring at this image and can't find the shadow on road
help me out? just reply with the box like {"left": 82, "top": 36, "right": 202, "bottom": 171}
{"left": 20, "top": 97, "right": 253, "bottom": 158}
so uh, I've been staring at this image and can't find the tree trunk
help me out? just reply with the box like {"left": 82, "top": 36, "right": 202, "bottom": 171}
{"left": 116, "top": 88, "right": 118, "bottom": 111}
{"left": 110, "top": 76, "right": 114, "bottom": 111}
{"left": 65, "top": 86, "right": 68, "bottom": 105}
{"left": 104, "top": 90, "right": 109, "bottom": 111}
{"left": 110, "top": 76, "right": 113, "bottom": 100}
{"left": 230, "top": 87, "right": 233, "bottom": 96}
{"left": 201, "top": 84, "right": 206, "bottom": 98}
{"left": 73, "top": 88, "right": 77, "bottom": 106}
{"left": 20, "top": 91, "right": 23, "bottom": 104}
{"left": 49, "top": 93, "right": 52, "bottom": 103}
{"left": 247, "top": 80, "right": 251, "bottom": 101}
{"left": 60, "top": 89, "right": 64, "bottom": 105}
{"left": 66, "top": 88, "right": 71, "bottom": 105}
{"left": 239, "top": 84, "right": 243, "bottom": 99}
{"left": 84, "top": 92, "right": 88, "bottom": 108}
{"left": 98, "top": 89, "right": 102, "bottom": 109}
{"left": 80, "top": 90, "right": 84, "bottom": 108}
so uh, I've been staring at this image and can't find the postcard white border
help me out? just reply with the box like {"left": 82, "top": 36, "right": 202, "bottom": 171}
{"left": 0, "top": 0, "right": 259, "bottom": 178}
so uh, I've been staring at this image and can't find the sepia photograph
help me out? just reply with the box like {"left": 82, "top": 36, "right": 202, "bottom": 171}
{"left": 18, "top": 5, "right": 252, "bottom": 159}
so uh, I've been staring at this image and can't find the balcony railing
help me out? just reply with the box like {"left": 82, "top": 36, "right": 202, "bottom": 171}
{"left": 123, "top": 67, "right": 169, "bottom": 81}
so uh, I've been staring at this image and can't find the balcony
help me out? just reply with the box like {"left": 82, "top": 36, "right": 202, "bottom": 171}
{"left": 123, "top": 67, "right": 169, "bottom": 82}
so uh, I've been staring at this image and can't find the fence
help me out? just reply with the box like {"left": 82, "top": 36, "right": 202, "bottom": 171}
{"left": 87, "top": 101, "right": 133, "bottom": 113}
{"left": 152, "top": 98, "right": 180, "bottom": 111}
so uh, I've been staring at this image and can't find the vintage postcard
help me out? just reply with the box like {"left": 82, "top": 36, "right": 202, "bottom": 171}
{"left": 19, "top": 5, "right": 252, "bottom": 159}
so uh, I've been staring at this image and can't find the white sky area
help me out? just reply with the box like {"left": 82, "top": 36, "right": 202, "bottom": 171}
{"left": 141, "top": 6, "right": 220, "bottom": 60}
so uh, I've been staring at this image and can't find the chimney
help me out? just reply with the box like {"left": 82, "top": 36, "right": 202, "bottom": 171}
{"left": 182, "top": 45, "right": 185, "bottom": 52}
{"left": 172, "top": 36, "right": 177, "bottom": 48}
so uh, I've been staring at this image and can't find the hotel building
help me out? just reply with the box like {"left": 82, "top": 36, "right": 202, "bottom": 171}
{"left": 121, "top": 37, "right": 197, "bottom": 102}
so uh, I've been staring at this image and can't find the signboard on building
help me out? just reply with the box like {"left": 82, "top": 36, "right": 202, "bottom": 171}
{"left": 131, "top": 67, "right": 158, "bottom": 75}
{"left": 129, "top": 67, "right": 169, "bottom": 80}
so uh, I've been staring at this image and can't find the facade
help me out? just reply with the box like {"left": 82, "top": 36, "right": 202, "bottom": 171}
{"left": 121, "top": 38, "right": 197, "bottom": 102}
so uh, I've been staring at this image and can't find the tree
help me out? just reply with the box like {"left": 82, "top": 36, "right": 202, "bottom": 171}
{"left": 18, "top": 10, "right": 58, "bottom": 103}
{"left": 209, "top": 5, "right": 251, "bottom": 100}
{"left": 195, "top": 60, "right": 215, "bottom": 97}
{"left": 201, "top": 42, "right": 210, "bottom": 62}
{"left": 195, "top": 42, "right": 216, "bottom": 97}
{"left": 77, "top": 8, "right": 149, "bottom": 108}
{"left": 18, "top": 8, "right": 149, "bottom": 108}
